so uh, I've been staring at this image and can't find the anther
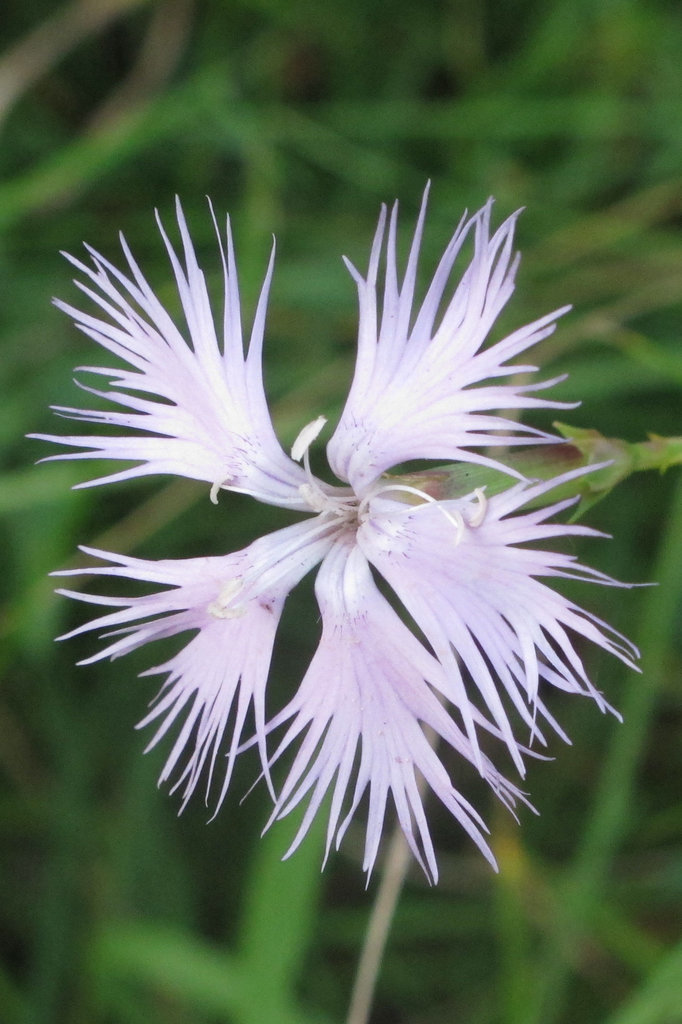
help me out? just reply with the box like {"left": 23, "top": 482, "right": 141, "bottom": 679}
{"left": 467, "top": 488, "right": 488, "bottom": 527}
{"left": 210, "top": 476, "right": 233, "bottom": 505}
{"left": 291, "top": 415, "right": 357, "bottom": 519}
{"left": 291, "top": 416, "right": 327, "bottom": 463}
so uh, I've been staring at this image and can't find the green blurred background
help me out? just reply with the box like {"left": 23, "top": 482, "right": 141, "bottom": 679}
{"left": 1, "top": 1, "right": 681, "bottom": 1022}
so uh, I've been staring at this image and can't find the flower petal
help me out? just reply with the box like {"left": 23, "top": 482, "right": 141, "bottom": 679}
{"left": 327, "top": 187, "right": 573, "bottom": 493}
{"left": 55, "top": 518, "right": 336, "bottom": 810}
{"left": 32, "top": 200, "right": 309, "bottom": 508}
{"left": 261, "top": 536, "right": 527, "bottom": 883}
{"left": 358, "top": 477, "right": 639, "bottom": 769}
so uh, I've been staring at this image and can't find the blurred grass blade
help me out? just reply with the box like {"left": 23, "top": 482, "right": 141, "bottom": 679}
{"left": 605, "top": 940, "right": 682, "bottom": 1024}
{"left": 526, "top": 471, "right": 682, "bottom": 1023}
{"left": 238, "top": 811, "right": 329, "bottom": 1014}
{"left": 92, "top": 920, "right": 327, "bottom": 1024}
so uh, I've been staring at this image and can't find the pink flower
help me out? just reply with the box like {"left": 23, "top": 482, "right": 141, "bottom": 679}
{"left": 37, "top": 188, "right": 638, "bottom": 881}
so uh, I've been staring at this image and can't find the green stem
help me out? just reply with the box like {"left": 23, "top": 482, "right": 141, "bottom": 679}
{"left": 393, "top": 427, "right": 682, "bottom": 517}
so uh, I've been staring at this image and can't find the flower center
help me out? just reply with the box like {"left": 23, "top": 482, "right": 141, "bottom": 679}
{"left": 292, "top": 416, "right": 489, "bottom": 542}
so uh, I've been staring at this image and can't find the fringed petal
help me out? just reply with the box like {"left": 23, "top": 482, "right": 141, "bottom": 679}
{"left": 262, "top": 537, "right": 528, "bottom": 883}
{"left": 358, "top": 475, "right": 638, "bottom": 770}
{"left": 55, "top": 518, "right": 336, "bottom": 810}
{"left": 327, "top": 187, "right": 573, "bottom": 493}
{"left": 32, "top": 200, "right": 310, "bottom": 509}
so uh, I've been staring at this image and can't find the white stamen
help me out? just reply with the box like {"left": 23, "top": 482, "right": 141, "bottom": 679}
{"left": 210, "top": 476, "right": 233, "bottom": 505}
{"left": 291, "top": 415, "right": 327, "bottom": 463}
{"left": 467, "top": 488, "right": 488, "bottom": 527}
{"left": 299, "top": 482, "right": 330, "bottom": 513}
{"left": 291, "top": 415, "right": 357, "bottom": 519}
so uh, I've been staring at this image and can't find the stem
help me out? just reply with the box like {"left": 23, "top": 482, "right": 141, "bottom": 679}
{"left": 345, "top": 826, "right": 412, "bottom": 1024}
{"left": 346, "top": 726, "right": 437, "bottom": 1024}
